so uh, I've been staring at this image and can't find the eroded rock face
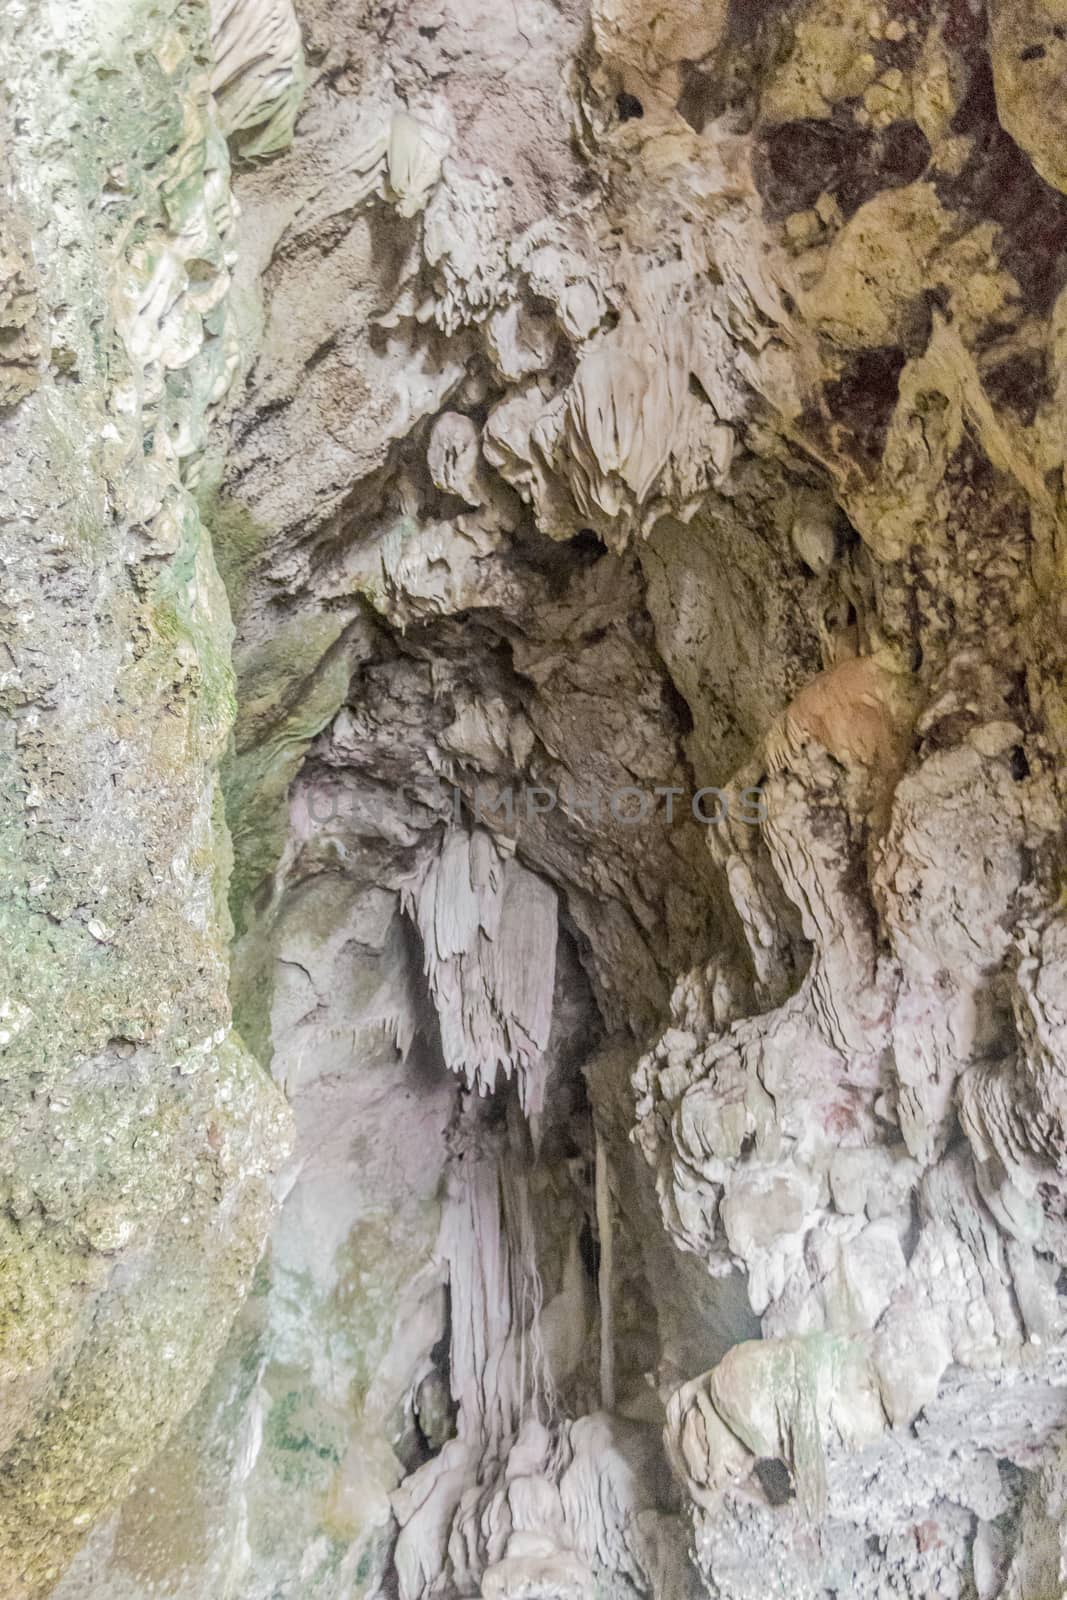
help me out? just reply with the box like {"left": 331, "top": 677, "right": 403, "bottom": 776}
{"left": 9, "top": 0, "right": 1067, "bottom": 1596}
{"left": 0, "top": 1, "right": 293, "bottom": 1594}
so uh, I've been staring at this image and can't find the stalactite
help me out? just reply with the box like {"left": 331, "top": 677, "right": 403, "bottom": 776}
{"left": 402, "top": 828, "right": 558, "bottom": 1113}
{"left": 502, "top": 1147, "right": 556, "bottom": 1431}
{"left": 594, "top": 1126, "right": 616, "bottom": 1414}
{"left": 437, "top": 1139, "right": 522, "bottom": 1457}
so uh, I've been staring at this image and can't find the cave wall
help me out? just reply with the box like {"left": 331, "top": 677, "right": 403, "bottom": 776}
{"left": 0, "top": 1, "right": 299, "bottom": 1592}
{"left": 5, "top": 0, "right": 1067, "bottom": 1596}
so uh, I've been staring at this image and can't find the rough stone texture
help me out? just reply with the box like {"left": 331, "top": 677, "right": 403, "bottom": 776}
{"left": 9, "top": 0, "right": 1067, "bottom": 1596}
{"left": 0, "top": 2, "right": 289, "bottom": 1593}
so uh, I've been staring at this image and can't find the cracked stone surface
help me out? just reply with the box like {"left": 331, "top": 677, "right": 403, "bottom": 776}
{"left": 5, "top": 0, "right": 1067, "bottom": 1596}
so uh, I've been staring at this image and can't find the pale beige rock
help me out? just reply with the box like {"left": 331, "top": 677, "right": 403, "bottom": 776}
{"left": 591, "top": 0, "right": 728, "bottom": 106}
{"left": 989, "top": 0, "right": 1067, "bottom": 196}
{"left": 31, "top": 0, "right": 1067, "bottom": 1595}
{"left": 210, "top": 0, "right": 305, "bottom": 159}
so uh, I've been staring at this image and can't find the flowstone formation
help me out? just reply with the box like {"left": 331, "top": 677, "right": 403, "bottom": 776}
{"left": 7, "top": 0, "right": 1067, "bottom": 1596}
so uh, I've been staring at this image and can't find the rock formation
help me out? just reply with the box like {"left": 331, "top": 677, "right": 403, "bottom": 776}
{"left": 3, "top": 0, "right": 1067, "bottom": 1596}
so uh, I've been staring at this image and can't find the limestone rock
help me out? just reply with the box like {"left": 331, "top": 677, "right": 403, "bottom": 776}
{"left": 0, "top": 1, "right": 292, "bottom": 1592}
{"left": 14, "top": 0, "right": 1067, "bottom": 1597}
{"left": 988, "top": 0, "right": 1067, "bottom": 197}
{"left": 210, "top": 0, "right": 306, "bottom": 161}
